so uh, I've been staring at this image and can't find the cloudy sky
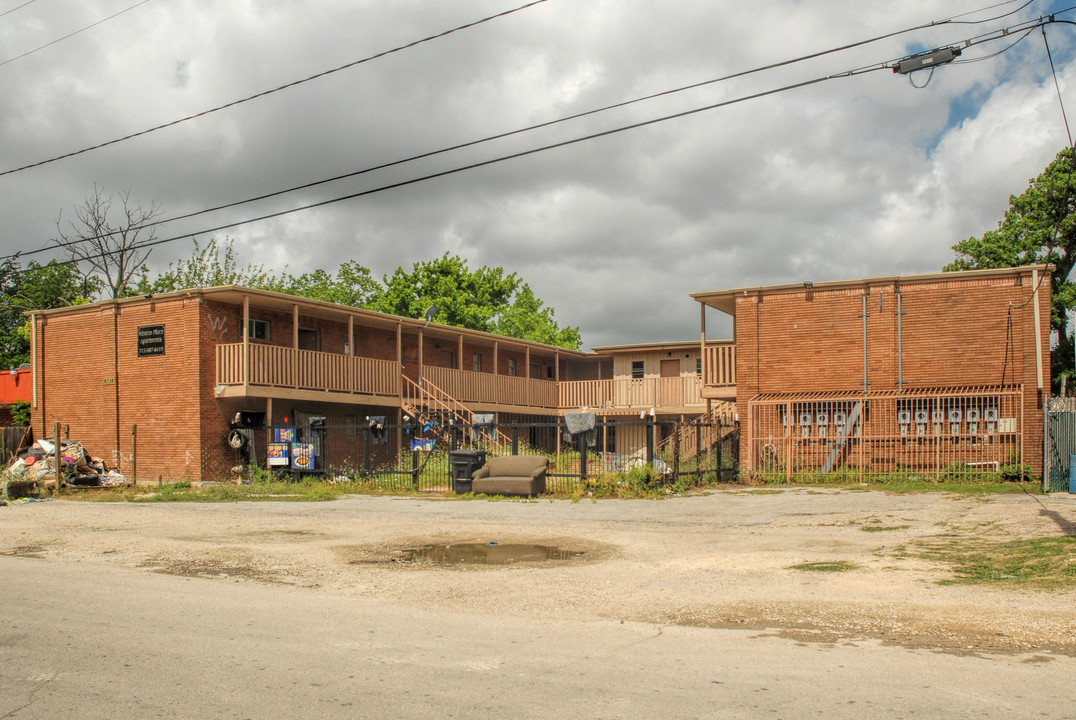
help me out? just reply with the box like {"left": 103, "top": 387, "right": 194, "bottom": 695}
{"left": 1, "top": 0, "right": 1074, "bottom": 349}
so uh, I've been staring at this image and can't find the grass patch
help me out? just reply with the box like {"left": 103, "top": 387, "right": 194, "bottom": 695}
{"left": 788, "top": 560, "right": 857, "bottom": 572}
{"left": 860, "top": 525, "right": 911, "bottom": 533}
{"left": 72, "top": 476, "right": 377, "bottom": 503}
{"left": 913, "top": 536, "right": 1076, "bottom": 590}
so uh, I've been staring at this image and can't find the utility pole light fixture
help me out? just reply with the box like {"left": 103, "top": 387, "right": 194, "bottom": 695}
{"left": 894, "top": 47, "right": 962, "bottom": 75}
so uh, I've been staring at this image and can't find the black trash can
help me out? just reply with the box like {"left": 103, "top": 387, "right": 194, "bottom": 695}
{"left": 449, "top": 450, "right": 487, "bottom": 494}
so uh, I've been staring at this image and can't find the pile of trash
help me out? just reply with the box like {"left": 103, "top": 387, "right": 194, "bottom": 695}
{"left": 4, "top": 437, "right": 126, "bottom": 491}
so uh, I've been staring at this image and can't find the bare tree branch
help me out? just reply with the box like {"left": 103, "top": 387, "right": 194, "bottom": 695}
{"left": 54, "top": 184, "right": 163, "bottom": 298}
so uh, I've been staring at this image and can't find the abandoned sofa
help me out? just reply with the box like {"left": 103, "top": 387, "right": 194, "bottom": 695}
{"left": 471, "top": 455, "right": 549, "bottom": 496}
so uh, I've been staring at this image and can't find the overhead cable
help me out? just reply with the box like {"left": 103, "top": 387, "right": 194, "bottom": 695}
{"left": 7, "top": 2, "right": 1059, "bottom": 260}
{"left": 0, "top": 0, "right": 152, "bottom": 69}
{"left": 0, "top": 0, "right": 549, "bottom": 177}
{"left": 0, "top": 0, "right": 1039, "bottom": 179}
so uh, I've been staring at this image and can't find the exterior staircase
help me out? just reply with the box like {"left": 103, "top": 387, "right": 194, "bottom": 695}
{"left": 657, "top": 402, "right": 738, "bottom": 461}
{"left": 400, "top": 375, "right": 511, "bottom": 448}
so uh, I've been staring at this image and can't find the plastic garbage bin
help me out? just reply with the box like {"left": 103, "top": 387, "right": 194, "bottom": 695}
{"left": 1069, "top": 454, "right": 1076, "bottom": 493}
{"left": 449, "top": 450, "right": 487, "bottom": 494}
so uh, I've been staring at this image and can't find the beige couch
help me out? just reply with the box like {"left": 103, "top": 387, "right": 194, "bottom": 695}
{"left": 471, "top": 455, "right": 549, "bottom": 496}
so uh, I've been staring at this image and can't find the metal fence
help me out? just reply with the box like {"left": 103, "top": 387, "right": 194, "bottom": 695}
{"left": 240, "top": 416, "right": 740, "bottom": 493}
{"left": 1046, "top": 398, "right": 1076, "bottom": 492}
{"left": 747, "top": 386, "right": 1025, "bottom": 483}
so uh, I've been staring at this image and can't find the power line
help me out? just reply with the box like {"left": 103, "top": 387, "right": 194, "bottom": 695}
{"left": 0, "top": 0, "right": 550, "bottom": 178}
{"left": 0, "top": 0, "right": 152, "bottom": 69}
{"left": 0, "top": 0, "right": 40, "bottom": 20}
{"left": 0, "top": 0, "right": 1038, "bottom": 180}
{"left": 0, "top": 62, "right": 904, "bottom": 275}
{"left": 7, "top": 0, "right": 1055, "bottom": 261}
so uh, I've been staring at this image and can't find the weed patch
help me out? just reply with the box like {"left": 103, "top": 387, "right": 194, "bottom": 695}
{"left": 912, "top": 536, "right": 1076, "bottom": 590}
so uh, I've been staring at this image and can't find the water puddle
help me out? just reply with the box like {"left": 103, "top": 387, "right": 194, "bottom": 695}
{"left": 401, "top": 542, "right": 583, "bottom": 566}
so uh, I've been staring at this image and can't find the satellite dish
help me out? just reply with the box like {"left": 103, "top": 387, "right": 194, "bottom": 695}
{"left": 422, "top": 305, "right": 437, "bottom": 328}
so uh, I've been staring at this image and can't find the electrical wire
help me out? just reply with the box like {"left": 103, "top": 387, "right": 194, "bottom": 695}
{"left": 0, "top": 0, "right": 1044, "bottom": 179}
{"left": 3, "top": 4, "right": 1071, "bottom": 271}
{"left": 6, "top": 2, "right": 1062, "bottom": 261}
{"left": 0, "top": 0, "right": 549, "bottom": 178}
{"left": 3, "top": 61, "right": 896, "bottom": 273}
{"left": 951, "top": 27, "right": 1036, "bottom": 64}
{"left": 0, "top": 0, "right": 152, "bottom": 69}
{"left": 0, "top": 0, "right": 39, "bottom": 20}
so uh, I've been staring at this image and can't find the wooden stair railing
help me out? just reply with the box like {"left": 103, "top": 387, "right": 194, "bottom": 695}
{"left": 400, "top": 375, "right": 511, "bottom": 447}
{"left": 656, "top": 402, "right": 737, "bottom": 460}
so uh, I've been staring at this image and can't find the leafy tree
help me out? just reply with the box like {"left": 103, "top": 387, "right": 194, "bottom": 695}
{"left": 55, "top": 184, "right": 163, "bottom": 298}
{"left": 946, "top": 146, "right": 1076, "bottom": 388}
{"left": 141, "top": 237, "right": 282, "bottom": 294}
{"left": 369, "top": 252, "right": 581, "bottom": 349}
{"left": 0, "top": 259, "right": 100, "bottom": 369}
{"left": 270, "top": 261, "right": 379, "bottom": 307}
{"left": 370, "top": 253, "right": 518, "bottom": 332}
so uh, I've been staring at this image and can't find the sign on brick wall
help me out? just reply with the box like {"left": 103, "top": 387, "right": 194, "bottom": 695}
{"left": 137, "top": 324, "right": 165, "bottom": 357}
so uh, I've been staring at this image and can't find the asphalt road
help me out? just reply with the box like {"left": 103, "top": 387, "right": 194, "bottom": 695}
{"left": 2, "top": 490, "right": 1075, "bottom": 719}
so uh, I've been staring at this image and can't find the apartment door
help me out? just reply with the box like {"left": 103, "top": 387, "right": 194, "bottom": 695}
{"left": 298, "top": 328, "right": 318, "bottom": 351}
{"left": 660, "top": 359, "right": 682, "bottom": 406}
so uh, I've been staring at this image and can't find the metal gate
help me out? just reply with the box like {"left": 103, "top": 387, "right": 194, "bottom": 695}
{"left": 1046, "top": 397, "right": 1076, "bottom": 492}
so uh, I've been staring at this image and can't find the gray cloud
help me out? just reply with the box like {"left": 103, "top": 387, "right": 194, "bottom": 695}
{"left": 1, "top": 0, "right": 1073, "bottom": 349}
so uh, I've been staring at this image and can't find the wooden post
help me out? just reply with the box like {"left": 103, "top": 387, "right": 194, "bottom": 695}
{"left": 131, "top": 424, "right": 137, "bottom": 485}
{"left": 53, "top": 420, "right": 62, "bottom": 493}
{"left": 242, "top": 296, "right": 250, "bottom": 394}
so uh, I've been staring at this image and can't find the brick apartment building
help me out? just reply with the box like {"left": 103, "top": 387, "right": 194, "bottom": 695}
{"left": 27, "top": 287, "right": 734, "bottom": 482}
{"left": 692, "top": 265, "right": 1052, "bottom": 480}
{"left": 26, "top": 265, "right": 1050, "bottom": 483}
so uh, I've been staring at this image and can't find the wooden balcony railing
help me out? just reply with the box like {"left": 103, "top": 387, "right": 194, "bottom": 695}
{"left": 216, "top": 343, "right": 733, "bottom": 411}
{"left": 216, "top": 343, "right": 400, "bottom": 397}
{"left": 704, "top": 344, "right": 736, "bottom": 387}
{"left": 422, "top": 366, "right": 558, "bottom": 409}
{"left": 558, "top": 376, "right": 706, "bottom": 410}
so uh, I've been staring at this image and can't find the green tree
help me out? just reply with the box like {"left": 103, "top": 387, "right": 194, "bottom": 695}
{"left": 270, "top": 261, "right": 379, "bottom": 307}
{"left": 370, "top": 253, "right": 519, "bottom": 333}
{"left": 946, "top": 146, "right": 1076, "bottom": 388}
{"left": 367, "top": 252, "right": 581, "bottom": 349}
{"left": 0, "top": 259, "right": 100, "bottom": 369}
{"left": 142, "top": 237, "right": 282, "bottom": 293}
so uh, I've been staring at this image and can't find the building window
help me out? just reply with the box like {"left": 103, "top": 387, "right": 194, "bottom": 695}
{"left": 508, "top": 358, "right": 517, "bottom": 376}
{"left": 345, "top": 415, "right": 358, "bottom": 437}
{"left": 473, "top": 353, "right": 482, "bottom": 372}
{"left": 696, "top": 358, "right": 702, "bottom": 375}
{"left": 248, "top": 319, "right": 269, "bottom": 341}
{"left": 631, "top": 360, "right": 644, "bottom": 379}
{"left": 547, "top": 365, "right": 554, "bottom": 379}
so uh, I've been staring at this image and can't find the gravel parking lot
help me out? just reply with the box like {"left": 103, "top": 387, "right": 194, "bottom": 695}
{"left": 3, "top": 488, "right": 1075, "bottom": 656}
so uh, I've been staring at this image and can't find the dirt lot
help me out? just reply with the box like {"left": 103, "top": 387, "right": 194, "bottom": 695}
{"left": 3, "top": 487, "right": 1075, "bottom": 658}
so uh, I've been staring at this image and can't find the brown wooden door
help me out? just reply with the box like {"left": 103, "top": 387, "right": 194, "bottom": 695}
{"left": 660, "top": 359, "right": 681, "bottom": 406}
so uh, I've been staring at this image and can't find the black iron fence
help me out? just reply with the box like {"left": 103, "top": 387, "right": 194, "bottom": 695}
{"left": 240, "top": 416, "right": 740, "bottom": 493}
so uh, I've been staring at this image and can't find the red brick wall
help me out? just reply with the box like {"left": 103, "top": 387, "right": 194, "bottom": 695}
{"left": 734, "top": 270, "right": 1051, "bottom": 475}
{"left": 32, "top": 297, "right": 204, "bottom": 482}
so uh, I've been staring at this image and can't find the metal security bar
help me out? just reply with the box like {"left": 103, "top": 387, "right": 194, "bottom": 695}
{"left": 747, "top": 386, "right": 1024, "bottom": 482}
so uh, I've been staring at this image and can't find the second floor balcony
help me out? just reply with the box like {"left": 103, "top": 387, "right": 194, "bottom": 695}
{"left": 215, "top": 340, "right": 736, "bottom": 413}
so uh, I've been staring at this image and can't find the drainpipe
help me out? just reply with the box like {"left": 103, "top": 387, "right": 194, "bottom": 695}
{"left": 896, "top": 286, "right": 904, "bottom": 391}
{"left": 114, "top": 304, "right": 120, "bottom": 468}
{"left": 860, "top": 290, "right": 869, "bottom": 393}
